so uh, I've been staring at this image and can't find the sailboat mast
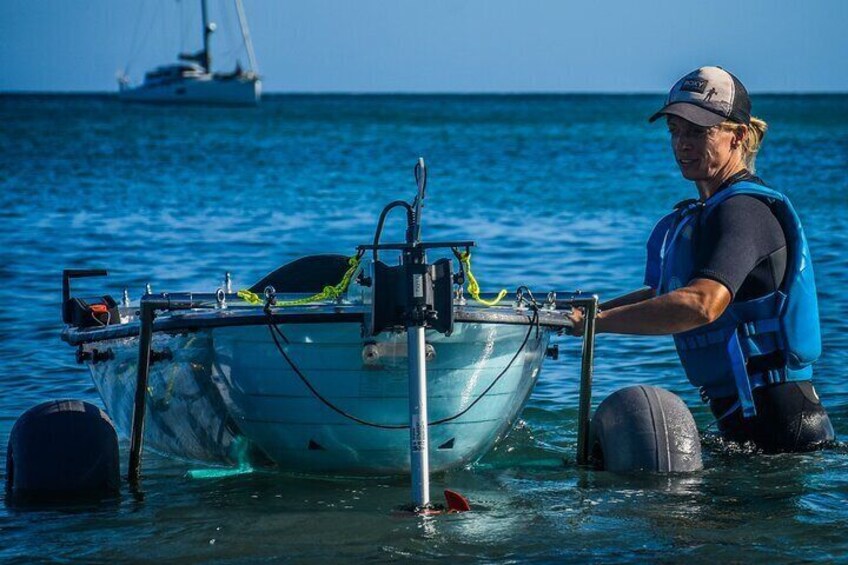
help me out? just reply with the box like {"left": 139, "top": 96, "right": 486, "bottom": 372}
{"left": 201, "top": 0, "right": 212, "bottom": 72}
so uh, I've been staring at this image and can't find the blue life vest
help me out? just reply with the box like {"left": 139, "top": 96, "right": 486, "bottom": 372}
{"left": 644, "top": 181, "right": 821, "bottom": 418}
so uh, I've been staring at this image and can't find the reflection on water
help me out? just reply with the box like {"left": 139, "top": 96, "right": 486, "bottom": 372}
{"left": 1, "top": 94, "right": 847, "bottom": 561}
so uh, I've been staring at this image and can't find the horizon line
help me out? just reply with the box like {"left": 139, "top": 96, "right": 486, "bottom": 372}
{"left": 3, "top": 89, "right": 848, "bottom": 97}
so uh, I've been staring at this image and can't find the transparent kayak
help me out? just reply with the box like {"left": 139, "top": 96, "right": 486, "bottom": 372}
{"left": 64, "top": 289, "right": 570, "bottom": 475}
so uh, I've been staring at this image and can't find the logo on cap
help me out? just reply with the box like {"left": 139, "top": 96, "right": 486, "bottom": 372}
{"left": 649, "top": 66, "right": 751, "bottom": 126}
{"left": 681, "top": 78, "right": 707, "bottom": 94}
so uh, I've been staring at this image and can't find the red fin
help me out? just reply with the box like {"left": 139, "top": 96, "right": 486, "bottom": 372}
{"left": 443, "top": 489, "right": 471, "bottom": 512}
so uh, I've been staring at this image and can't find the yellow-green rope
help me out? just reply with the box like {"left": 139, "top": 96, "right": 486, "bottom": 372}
{"left": 237, "top": 253, "right": 363, "bottom": 307}
{"left": 453, "top": 249, "right": 508, "bottom": 307}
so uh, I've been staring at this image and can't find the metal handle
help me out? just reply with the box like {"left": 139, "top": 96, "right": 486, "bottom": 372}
{"left": 62, "top": 269, "right": 109, "bottom": 323}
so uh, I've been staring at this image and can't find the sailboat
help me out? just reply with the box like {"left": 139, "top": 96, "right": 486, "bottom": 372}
{"left": 118, "top": 0, "right": 261, "bottom": 106}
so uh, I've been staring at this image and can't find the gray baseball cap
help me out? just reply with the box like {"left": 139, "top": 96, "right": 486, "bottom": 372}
{"left": 649, "top": 66, "right": 752, "bottom": 127}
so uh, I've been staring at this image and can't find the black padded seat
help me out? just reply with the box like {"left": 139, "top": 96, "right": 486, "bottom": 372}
{"left": 249, "top": 254, "right": 352, "bottom": 294}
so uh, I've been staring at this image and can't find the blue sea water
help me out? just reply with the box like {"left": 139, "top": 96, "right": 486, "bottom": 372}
{"left": 1, "top": 94, "right": 847, "bottom": 562}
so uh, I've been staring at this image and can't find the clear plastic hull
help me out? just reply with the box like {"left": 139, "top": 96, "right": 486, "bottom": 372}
{"left": 87, "top": 320, "right": 549, "bottom": 474}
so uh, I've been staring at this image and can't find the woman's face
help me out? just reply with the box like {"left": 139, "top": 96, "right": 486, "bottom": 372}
{"left": 666, "top": 115, "right": 741, "bottom": 184}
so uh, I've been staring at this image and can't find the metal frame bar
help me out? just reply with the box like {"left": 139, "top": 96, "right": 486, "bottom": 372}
{"left": 127, "top": 294, "right": 202, "bottom": 487}
{"left": 127, "top": 301, "right": 155, "bottom": 487}
{"left": 571, "top": 295, "right": 599, "bottom": 466}
{"left": 358, "top": 240, "right": 476, "bottom": 252}
{"left": 63, "top": 304, "right": 578, "bottom": 347}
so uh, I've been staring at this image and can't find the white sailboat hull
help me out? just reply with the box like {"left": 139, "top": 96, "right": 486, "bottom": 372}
{"left": 119, "top": 75, "right": 261, "bottom": 106}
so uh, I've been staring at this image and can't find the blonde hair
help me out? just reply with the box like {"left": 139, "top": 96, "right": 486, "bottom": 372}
{"left": 719, "top": 117, "right": 768, "bottom": 173}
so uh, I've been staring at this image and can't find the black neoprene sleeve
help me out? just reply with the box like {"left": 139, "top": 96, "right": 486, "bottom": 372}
{"left": 692, "top": 195, "right": 787, "bottom": 300}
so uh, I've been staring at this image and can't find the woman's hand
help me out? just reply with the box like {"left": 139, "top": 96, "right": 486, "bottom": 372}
{"left": 565, "top": 307, "right": 585, "bottom": 337}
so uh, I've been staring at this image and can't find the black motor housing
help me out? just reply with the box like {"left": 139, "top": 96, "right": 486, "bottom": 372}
{"left": 5, "top": 400, "right": 120, "bottom": 505}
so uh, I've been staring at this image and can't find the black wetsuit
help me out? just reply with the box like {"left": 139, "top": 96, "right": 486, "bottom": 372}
{"left": 690, "top": 171, "right": 833, "bottom": 452}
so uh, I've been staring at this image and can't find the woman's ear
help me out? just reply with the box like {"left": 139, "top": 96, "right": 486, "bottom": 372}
{"left": 731, "top": 125, "right": 748, "bottom": 149}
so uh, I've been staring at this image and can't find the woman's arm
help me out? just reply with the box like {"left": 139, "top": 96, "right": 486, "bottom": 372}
{"left": 599, "top": 287, "right": 656, "bottom": 311}
{"left": 569, "top": 278, "right": 731, "bottom": 336}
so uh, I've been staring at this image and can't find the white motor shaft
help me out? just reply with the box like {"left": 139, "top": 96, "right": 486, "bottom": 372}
{"left": 407, "top": 325, "right": 430, "bottom": 508}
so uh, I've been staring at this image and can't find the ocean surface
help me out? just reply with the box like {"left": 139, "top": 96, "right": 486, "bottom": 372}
{"left": 1, "top": 94, "right": 847, "bottom": 562}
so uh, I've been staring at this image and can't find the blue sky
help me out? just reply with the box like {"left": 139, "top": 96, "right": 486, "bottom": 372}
{"left": 2, "top": 0, "right": 847, "bottom": 93}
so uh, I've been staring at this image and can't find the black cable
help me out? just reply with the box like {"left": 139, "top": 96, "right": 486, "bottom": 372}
{"left": 372, "top": 200, "right": 413, "bottom": 262}
{"left": 267, "top": 318, "right": 406, "bottom": 429}
{"left": 264, "top": 308, "right": 538, "bottom": 429}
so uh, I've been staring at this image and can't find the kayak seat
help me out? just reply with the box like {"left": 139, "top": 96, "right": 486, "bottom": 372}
{"left": 249, "top": 254, "right": 352, "bottom": 294}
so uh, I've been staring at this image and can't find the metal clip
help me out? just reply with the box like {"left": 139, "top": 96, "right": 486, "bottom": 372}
{"left": 515, "top": 286, "right": 538, "bottom": 309}
{"left": 264, "top": 286, "right": 277, "bottom": 314}
{"left": 454, "top": 285, "right": 466, "bottom": 306}
{"left": 216, "top": 288, "right": 227, "bottom": 309}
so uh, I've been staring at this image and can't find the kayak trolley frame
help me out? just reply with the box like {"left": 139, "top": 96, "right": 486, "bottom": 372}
{"left": 121, "top": 290, "right": 599, "bottom": 503}
{"left": 66, "top": 159, "right": 600, "bottom": 511}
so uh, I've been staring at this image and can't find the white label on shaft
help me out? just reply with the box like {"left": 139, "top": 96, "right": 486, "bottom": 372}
{"left": 413, "top": 274, "right": 424, "bottom": 298}
{"left": 411, "top": 414, "right": 426, "bottom": 452}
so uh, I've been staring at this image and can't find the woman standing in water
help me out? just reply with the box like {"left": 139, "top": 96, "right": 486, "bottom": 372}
{"left": 568, "top": 66, "right": 834, "bottom": 452}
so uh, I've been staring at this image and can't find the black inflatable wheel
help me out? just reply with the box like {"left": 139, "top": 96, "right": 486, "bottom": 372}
{"left": 590, "top": 385, "right": 702, "bottom": 473}
{"left": 5, "top": 399, "right": 120, "bottom": 503}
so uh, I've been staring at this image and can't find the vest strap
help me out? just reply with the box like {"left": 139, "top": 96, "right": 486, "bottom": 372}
{"left": 678, "top": 317, "right": 782, "bottom": 353}
{"left": 738, "top": 317, "right": 781, "bottom": 338}
{"left": 677, "top": 326, "right": 733, "bottom": 351}
{"left": 725, "top": 329, "right": 814, "bottom": 419}
{"left": 727, "top": 330, "right": 758, "bottom": 418}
